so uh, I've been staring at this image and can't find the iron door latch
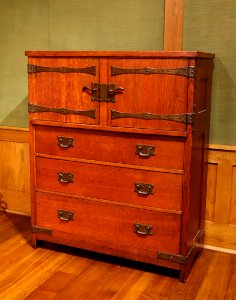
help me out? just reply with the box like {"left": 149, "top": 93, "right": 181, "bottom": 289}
{"left": 82, "top": 83, "right": 124, "bottom": 102}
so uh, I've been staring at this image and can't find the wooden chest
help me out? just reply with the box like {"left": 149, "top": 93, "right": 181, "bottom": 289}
{"left": 26, "top": 51, "right": 214, "bottom": 281}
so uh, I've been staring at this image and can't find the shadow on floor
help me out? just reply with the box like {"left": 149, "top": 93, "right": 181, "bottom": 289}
{"left": 2, "top": 211, "right": 180, "bottom": 280}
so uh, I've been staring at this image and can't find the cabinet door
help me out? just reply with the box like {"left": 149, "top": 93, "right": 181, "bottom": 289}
{"left": 28, "top": 57, "right": 100, "bottom": 124}
{"left": 107, "top": 58, "right": 190, "bottom": 131}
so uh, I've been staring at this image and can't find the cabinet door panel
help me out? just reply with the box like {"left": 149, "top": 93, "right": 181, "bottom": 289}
{"left": 28, "top": 57, "right": 99, "bottom": 124}
{"left": 107, "top": 59, "right": 189, "bottom": 131}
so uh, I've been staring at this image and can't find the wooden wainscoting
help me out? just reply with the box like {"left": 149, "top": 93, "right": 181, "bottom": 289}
{"left": 205, "top": 144, "right": 236, "bottom": 252}
{"left": 0, "top": 126, "right": 30, "bottom": 215}
{"left": 0, "top": 127, "right": 236, "bottom": 252}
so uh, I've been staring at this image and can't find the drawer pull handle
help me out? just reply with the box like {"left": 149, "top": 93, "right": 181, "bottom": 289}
{"left": 134, "top": 182, "right": 154, "bottom": 195}
{"left": 57, "top": 136, "right": 74, "bottom": 149}
{"left": 57, "top": 209, "right": 74, "bottom": 221}
{"left": 134, "top": 223, "right": 153, "bottom": 236}
{"left": 58, "top": 172, "right": 74, "bottom": 184}
{"left": 136, "top": 144, "right": 155, "bottom": 157}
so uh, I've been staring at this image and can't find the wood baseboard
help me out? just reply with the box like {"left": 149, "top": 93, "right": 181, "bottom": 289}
{"left": 204, "top": 222, "right": 236, "bottom": 253}
{"left": 0, "top": 127, "right": 236, "bottom": 252}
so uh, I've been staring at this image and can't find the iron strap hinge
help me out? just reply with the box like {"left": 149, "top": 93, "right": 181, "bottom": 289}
{"left": 82, "top": 83, "right": 124, "bottom": 102}
{"left": 32, "top": 226, "right": 53, "bottom": 235}
{"left": 187, "top": 113, "right": 194, "bottom": 125}
{"left": 111, "top": 110, "right": 195, "bottom": 125}
{"left": 28, "top": 103, "right": 96, "bottom": 119}
{"left": 157, "top": 247, "right": 194, "bottom": 265}
{"left": 111, "top": 66, "right": 195, "bottom": 78}
{"left": 28, "top": 64, "right": 96, "bottom": 75}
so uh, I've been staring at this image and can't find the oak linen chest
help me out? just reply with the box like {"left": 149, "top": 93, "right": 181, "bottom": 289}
{"left": 26, "top": 51, "right": 214, "bottom": 281}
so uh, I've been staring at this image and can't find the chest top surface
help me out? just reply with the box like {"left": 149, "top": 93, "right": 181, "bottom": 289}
{"left": 25, "top": 50, "right": 215, "bottom": 59}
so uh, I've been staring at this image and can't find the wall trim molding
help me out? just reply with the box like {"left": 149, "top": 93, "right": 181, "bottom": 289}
{"left": 203, "top": 244, "right": 236, "bottom": 255}
{"left": 0, "top": 208, "right": 30, "bottom": 216}
{"left": 209, "top": 143, "right": 236, "bottom": 152}
{"left": 0, "top": 126, "right": 29, "bottom": 143}
{"left": 164, "top": 0, "right": 184, "bottom": 50}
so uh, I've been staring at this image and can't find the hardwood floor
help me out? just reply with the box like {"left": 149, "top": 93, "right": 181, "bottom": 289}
{"left": 0, "top": 212, "right": 235, "bottom": 300}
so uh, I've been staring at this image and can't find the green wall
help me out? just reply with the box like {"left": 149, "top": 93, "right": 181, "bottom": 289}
{"left": 184, "top": 0, "right": 236, "bottom": 146}
{"left": 0, "top": 0, "right": 164, "bottom": 128}
{"left": 1, "top": 0, "right": 236, "bottom": 146}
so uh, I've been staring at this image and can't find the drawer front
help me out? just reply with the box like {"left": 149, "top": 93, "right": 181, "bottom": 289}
{"left": 35, "top": 126, "right": 185, "bottom": 171}
{"left": 35, "top": 192, "right": 181, "bottom": 254}
{"left": 36, "top": 157, "right": 183, "bottom": 211}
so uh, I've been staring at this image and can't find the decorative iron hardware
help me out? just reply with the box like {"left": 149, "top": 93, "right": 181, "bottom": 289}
{"left": 57, "top": 209, "right": 74, "bottom": 221}
{"left": 28, "top": 103, "right": 96, "bottom": 119}
{"left": 108, "top": 86, "right": 124, "bottom": 96}
{"left": 136, "top": 144, "right": 155, "bottom": 157}
{"left": 157, "top": 252, "right": 186, "bottom": 264}
{"left": 100, "top": 84, "right": 115, "bottom": 102}
{"left": 111, "top": 66, "right": 195, "bottom": 78}
{"left": 157, "top": 247, "right": 194, "bottom": 265}
{"left": 134, "top": 223, "right": 153, "bottom": 236}
{"left": 57, "top": 172, "right": 74, "bottom": 184}
{"left": 111, "top": 110, "right": 194, "bottom": 125}
{"left": 82, "top": 83, "right": 124, "bottom": 102}
{"left": 134, "top": 182, "right": 154, "bottom": 195}
{"left": 28, "top": 64, "right": 96, "bottom": 75}
{"left": 188, "top": 114, "right": 195, "bottom": 125}
{"left": 32, "top": 225, "right": 52, "bottom": 235}
{"left": 57, "top": 136, "right": 74, "bottom": 149}
{"left": 82, "top": 85, "right": 98, "bottom": 99}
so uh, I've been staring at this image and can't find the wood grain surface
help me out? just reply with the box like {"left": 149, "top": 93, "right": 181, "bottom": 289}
{"left": 1, "top": 127, "right": 235, "bottom": 252}
{"left": 164, "top": 0, "right": 184, "bottom": 50}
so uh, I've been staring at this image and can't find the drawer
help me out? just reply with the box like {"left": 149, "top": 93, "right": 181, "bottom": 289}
{"left": 35, "top": 157, "right": 183, "bottom": 211}
{"left": 35, "top": 192, "right": 181, "bottom": 255}
{"left": 35, "top": 125, "right": 185, "bottom": 171}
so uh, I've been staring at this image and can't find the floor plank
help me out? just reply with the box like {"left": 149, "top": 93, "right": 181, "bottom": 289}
{"left": 195, "top": 252, "right": 236, "bottom": 300}
{"left": 0, "top": 212, "right": 236, "bottom": 300}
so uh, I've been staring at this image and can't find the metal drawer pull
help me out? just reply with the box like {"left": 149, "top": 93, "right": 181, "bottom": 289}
{"left": 57, "top": 136, "right": 74, "bottom": 149}
{"left": 136, "top": 144, "right": 155, "bottom": 157}
{"left": 57, "top": 209, "right": 74, "bottom": 221}
{"left": 57, "top": 172, "right": 74, "bottom": 184}
{"left": 134, "top": 182, "right": 154, "bottom": 195}
{"left": 134, "top": 223, "right": 153, "bottom": 235}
